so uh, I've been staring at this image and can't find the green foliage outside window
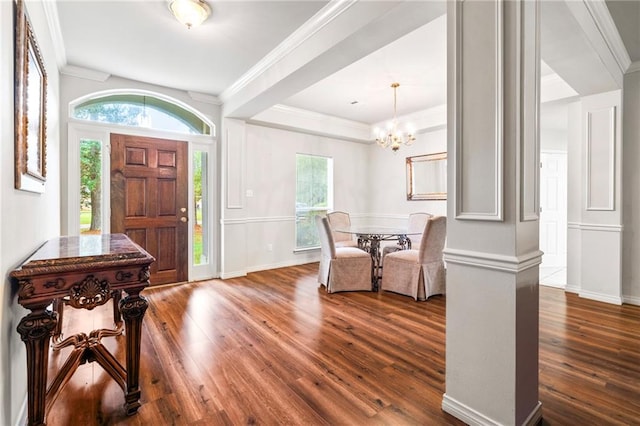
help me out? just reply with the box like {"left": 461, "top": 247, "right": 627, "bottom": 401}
{"left": 296, "top": 154, "right": 332, "bottom": 249}
{"left": 80, "top": 139, "right": 102, "bottom": 234}
{"left": 75, "top": 103, "right": 141, "bottom": 126}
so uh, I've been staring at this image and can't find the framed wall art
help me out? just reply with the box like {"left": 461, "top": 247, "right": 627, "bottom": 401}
{"left": 15, "top": 0, "right": 47, "bottom": 193}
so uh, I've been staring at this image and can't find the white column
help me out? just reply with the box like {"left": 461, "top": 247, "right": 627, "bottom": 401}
{"left": 220, "top": 118, "right": 248, "bottom": 278}
{"left": 442, "top": 1, "right": 542, "bottom": 425}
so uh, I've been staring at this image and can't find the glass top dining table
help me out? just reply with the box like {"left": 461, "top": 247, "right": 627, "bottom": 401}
{"left": 334, "top": 226, "right": 421, "bottom": 289}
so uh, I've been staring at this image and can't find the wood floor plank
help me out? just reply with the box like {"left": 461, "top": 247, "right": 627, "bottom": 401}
{"left": 42, "top": 263, "right": 640, "bottom": 425}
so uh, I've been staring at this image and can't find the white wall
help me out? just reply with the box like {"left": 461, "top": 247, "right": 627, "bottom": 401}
{"left": 368, "top": 128, "right": 448, "bottom": 226}
{"left": 0, "top": 1, "right": 61, "bottom": 424}
{"left": 219, "top": 119, "right": 448, "bottom": 277}
{"left": 622, "top": 70, "right": 640, "bottom": 304}
{"left": 221, "top": 124, "right": 372, "bottom": 276}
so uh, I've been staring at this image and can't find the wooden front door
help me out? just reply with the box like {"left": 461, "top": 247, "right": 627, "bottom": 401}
{"left": 111, "top": 133, "right": 188, "bottom": 285}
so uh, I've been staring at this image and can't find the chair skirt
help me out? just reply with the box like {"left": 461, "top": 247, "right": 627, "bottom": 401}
{"left": 327, "top": 251, "right": 372, "bottom": 293}
{"left": 381, "top": 249, "right": 445, "bottom": 301}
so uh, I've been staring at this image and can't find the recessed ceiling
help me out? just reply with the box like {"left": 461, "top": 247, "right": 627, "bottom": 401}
{"left": 282, "top": 14, "right": 447, "bottom": 124}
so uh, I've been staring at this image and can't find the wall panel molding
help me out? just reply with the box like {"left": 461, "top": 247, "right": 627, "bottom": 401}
{"left": 586, "top": 106, "right": 616, "bottom": 211}
{"left": 567, "top": 222, "right": 622, "bottom": 232}
{"left": 225, "top": 119, "right": 246, "bottom": 209}
{"left": 520, "top": 0, "right": 540, "bottom": 222}
{"left": 454, "top": 0, "right": 504, "bottom": 221}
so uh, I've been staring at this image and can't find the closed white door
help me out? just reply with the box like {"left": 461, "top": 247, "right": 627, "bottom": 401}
{"left": 540, "top": 151, "right": 567, "bottom": 268}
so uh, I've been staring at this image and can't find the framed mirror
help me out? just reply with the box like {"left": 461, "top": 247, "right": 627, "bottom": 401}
{"left": 15, "top": 0, "right": 48, "bottom": 193}
{"left": 406, "top": 152, "right": 447, "bottom": 200}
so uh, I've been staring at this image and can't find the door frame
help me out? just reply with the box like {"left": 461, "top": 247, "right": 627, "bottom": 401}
{"left": 66, "top": 120, "right": 218, "bottom": 282}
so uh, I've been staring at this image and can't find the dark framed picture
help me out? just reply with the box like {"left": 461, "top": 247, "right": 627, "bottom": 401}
{"left": 15, "top": 0, "right": 47, "bottom": 192}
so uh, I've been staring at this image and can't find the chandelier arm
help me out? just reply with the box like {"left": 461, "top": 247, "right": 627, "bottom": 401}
{"left": 376, "top": 82, "right": 414, "bottom": 152}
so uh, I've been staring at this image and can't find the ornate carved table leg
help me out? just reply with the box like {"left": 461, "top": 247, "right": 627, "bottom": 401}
{"left": 119, "top": 287, "right": 149, "bottom": 415}
{"left": 370, "top": 237, "right": 382, "bottom": 291}
{"left": 112, "top": 290, "right": 122, "bottom": 327}
{"left": 51, "top": 299, "right": 64, "bottom": 342}
{"left": 17, "top": 307, "right": 57, "bottom": 426}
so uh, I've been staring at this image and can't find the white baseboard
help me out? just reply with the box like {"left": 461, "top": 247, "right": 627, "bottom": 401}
{"left": 443, "top": 393, "right": 499, "bottom": 425}
{"left": 218, "top": 259, "right": 319, "bottom": 281}
{"left": 540, "top": 282, "right": 565, "bottom": 290}
{"left": 579, "top": 289, "right": 623, "bottom": 305}
{"left": 442, "top": 394, "right": 542, "bottom": 426}
{"left": 245, "top": 259, "right": 316, "bottom": 274}
{"left": 219, "top": 270, "right": 247, "bottom": 279}
{"left": 523, "top": 401, "right": 543, "bottom": 426}
{"left": 622, "top": 295, "right": 640, "bottom": 306}
{"left": 564, "top": 284, "right": 580, "bottom": 294}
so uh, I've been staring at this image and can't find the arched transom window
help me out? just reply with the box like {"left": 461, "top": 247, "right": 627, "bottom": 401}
{"left": 72, "top": 93, "right": 212, "bottom": 135}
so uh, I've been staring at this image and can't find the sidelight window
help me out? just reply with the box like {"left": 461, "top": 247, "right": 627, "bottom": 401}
{"left": 80, "top": 138, "right": 103, "bottom": 234}
{"left": 193, "top": 151, "right": 209, "bottom": 265}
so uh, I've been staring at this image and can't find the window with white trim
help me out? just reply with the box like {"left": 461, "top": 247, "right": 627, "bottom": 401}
{"left": 295, "top": 154, "right": 333, "bottom": 249}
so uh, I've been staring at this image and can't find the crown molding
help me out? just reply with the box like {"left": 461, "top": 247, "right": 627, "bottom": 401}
{"left": 42, "top": 0, "right": 67, "bottom": 70}
{"left": 269, "top": 104, "right": 370, "bottom": 132}
{"left": 61, "top": 65, "right": 110, "bottom": 82}
{"left": 249, "top": 104, "right": 371, "bottom": 142}
{"left": 219, "top": 0, "right": 357, "bottom": 103}
{"left": 188, "top": 91, "right": 222, "bottom": 105}
{"left": 583, "top": 0, "right": 632, "bottom": 74}
{"left": 628, "top": 61, "right": 640, "bottom": 74}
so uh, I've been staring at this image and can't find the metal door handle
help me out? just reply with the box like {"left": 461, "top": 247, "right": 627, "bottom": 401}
{"left": 180, "top": 217, "right": 188, "bottom": 223}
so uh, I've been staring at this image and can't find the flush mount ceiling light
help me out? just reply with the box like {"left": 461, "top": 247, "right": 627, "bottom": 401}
{"left": 169, "top": 0, "right": 211, "bottom": 29}
{"left": 375, "top": 83, "right": 416, "bottom": 152}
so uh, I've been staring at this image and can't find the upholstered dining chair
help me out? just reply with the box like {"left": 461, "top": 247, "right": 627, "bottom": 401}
{"left": 326, "top": 210, "right": 358, "bottom": 248}
{"left": 380, "top": 216, "right": 447, "bottom": 301}
{"left": 316, "top": 216, "right": 372, "bottom": 293}
{"left": 382, "top": 212, "right": 432, "bottom": 258}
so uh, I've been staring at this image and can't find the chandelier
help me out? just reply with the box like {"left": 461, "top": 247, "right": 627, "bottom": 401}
{"left": 169, "top": 0, "right": 211, "bottom": 29}
{"left": 375, "top": 83, "right": 415, "bottom": 152}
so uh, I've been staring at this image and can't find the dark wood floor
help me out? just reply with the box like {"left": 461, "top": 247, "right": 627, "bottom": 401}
{"left": 43, "top": 263, "right": 640, "bottom": 425}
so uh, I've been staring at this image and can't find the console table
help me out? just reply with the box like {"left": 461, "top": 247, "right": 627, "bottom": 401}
{"left": 10, "top": 234, "right": 155, "bottom": 426}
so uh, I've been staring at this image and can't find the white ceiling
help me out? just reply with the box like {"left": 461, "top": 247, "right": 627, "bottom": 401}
{"left": 56, "top": 0, "right": 328, "bottom": 95}
{"left": 53, "top": 0, "right": 448, "bottom": 124}
{"left": 50, "top": 0, "right": 637, "bottom": 126}
{"left": 282, "top": 14, "right": 447, "bottom": 124}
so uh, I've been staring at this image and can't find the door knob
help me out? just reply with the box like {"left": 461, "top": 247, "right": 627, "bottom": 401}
{"left": 180, "top": 217, "right": 188, "bottom": 223}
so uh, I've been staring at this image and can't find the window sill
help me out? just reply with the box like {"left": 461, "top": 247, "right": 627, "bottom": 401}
{"left": 293, "top": 246, "right": 320, "bottom": 254}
